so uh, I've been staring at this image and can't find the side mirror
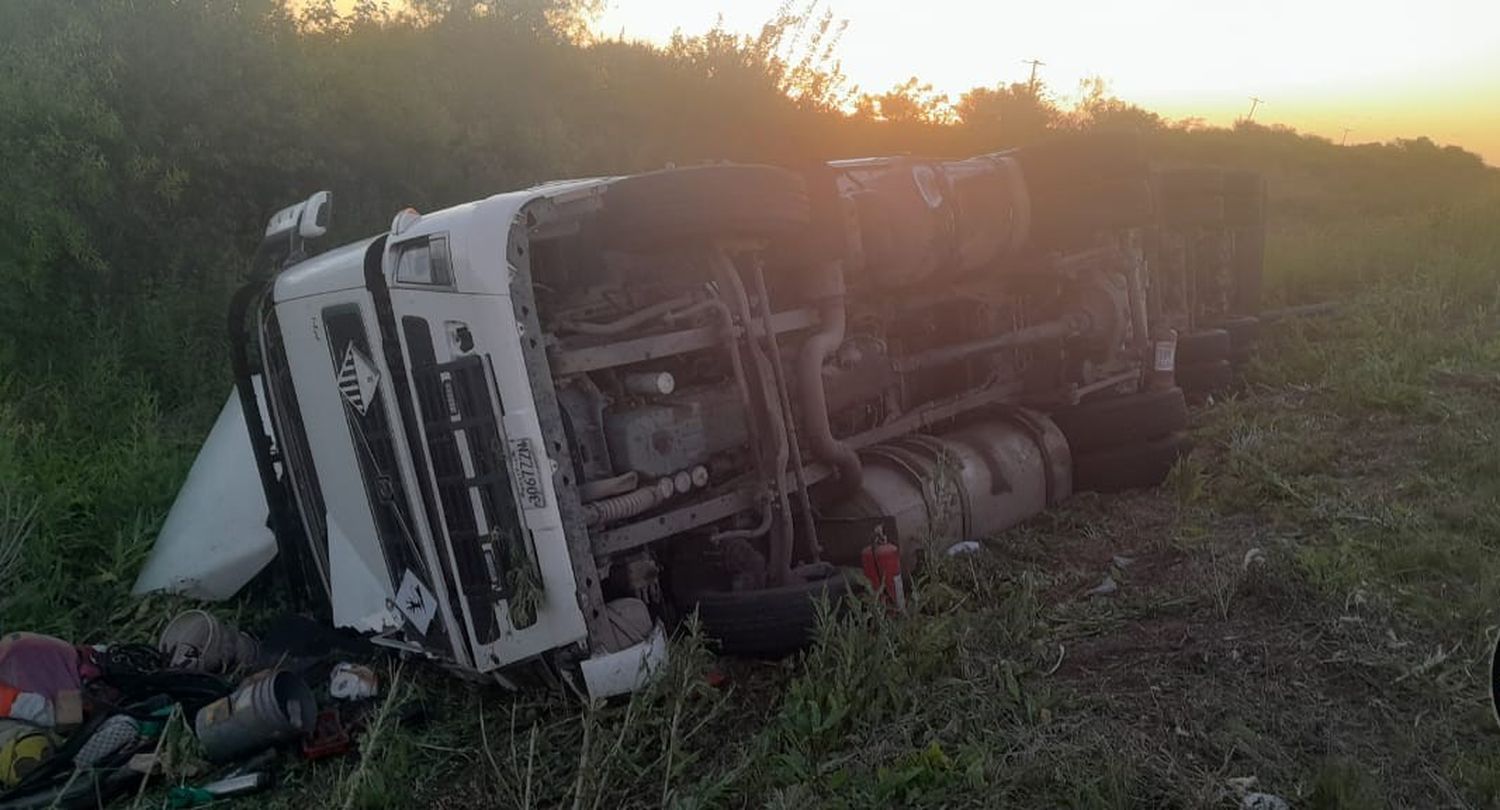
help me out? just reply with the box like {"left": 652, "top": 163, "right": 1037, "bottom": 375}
{"left": 298, "top": 191, "right": 331, "bottom": 239}
{"left": 262, "top": 190, "right": 333, "bottom": 262}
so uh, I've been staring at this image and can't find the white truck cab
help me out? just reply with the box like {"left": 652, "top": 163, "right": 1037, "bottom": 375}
{"left": 240, "top": 182, "right": 664, "bottom": 695}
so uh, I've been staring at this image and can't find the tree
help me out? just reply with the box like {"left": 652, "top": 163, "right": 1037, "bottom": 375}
{"left": 1074, "top": 76, "right": 1161, "bottom": 132}
{"left": 860, "top": 77, "right": 951, "bottom": 124}
{"left": 955, "top": 81, "right": 1058, "bottom": 147}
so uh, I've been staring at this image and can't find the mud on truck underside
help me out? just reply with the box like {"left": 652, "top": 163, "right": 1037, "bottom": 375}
{"left": 142, "top": 130, "right": 1267, "bottom": 694}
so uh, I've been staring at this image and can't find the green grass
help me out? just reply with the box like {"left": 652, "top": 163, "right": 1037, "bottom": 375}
{"left": 5, "top": 189, "right": 1500, "bottom": 807}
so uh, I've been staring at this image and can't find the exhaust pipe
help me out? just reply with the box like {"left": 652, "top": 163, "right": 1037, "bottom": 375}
{"left": 797, "top": 263, "right": 862, "bottom": 496}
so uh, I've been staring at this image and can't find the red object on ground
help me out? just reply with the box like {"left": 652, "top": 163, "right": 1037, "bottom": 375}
{"left": 860, "top": 543, "right": 905, "bottom": 609}
{"left": 301, "top": 710, "right": 352, "bottom": 760}
{"left": 705, "top": 669, "right": 729, "bottom": 689}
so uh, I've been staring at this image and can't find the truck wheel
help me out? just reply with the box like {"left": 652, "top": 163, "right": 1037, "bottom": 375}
{"left": 1175, "top": 329, "right": 1231, "bottom": 364}
{"left": 1210, "top": 316, "right": 1260, "bottom": 369}
{"left": 1012, "top": 131, "right": 1151, "bottom": 246}
{"left": 1176, "top": 359, "right": 1234, "bottom": 395}
{"left": 1156, "top": 167, "right": 1225, "bottom": 227}
{"left": 598, "top": 164, "right": 811, "bottom": 250}
{"left": 1074, "top": 432, "right": 1192, "bottom": 493}
{"left": 682, "top": 570, "right": 855, "bottom": 658}
{"left": 1210, "top": 316, "right": 1260, "bottom": 350}
{"left": 1050, "top": 387, "right": 1188, "bottom": 454}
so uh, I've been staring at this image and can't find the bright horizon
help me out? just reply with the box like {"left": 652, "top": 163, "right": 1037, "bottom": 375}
{"left": 596, "top": 0, "right": 1500, "bottom": 165}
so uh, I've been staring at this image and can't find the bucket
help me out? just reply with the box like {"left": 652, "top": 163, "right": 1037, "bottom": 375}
{"left": 160, "top": 610, "right": 259, "bottom": 674}
{"left": 194, "top": 669, "right": 316, "bottom": 762}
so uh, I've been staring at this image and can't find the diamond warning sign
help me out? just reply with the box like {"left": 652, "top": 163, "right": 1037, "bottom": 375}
{"left": 337, "top": 343, "right": 380, "bottom": 415}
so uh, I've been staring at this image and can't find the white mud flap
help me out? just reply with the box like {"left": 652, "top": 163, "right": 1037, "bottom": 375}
{"left": 579, "top": 624, "right": 669, "bottom": 700}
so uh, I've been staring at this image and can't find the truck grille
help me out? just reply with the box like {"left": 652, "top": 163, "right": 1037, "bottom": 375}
{"left": 403, "top": 317, "right": 529, "bottom": 641}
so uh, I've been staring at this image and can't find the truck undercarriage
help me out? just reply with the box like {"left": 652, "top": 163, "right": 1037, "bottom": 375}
{"left": 152, "top": 131, "right": 1266, "bottom": 696}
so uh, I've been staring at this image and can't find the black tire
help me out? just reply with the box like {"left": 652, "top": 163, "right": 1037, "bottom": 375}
{"left": 1074, "top": 432, "right": 1192, "bottom": 493}
{"left": 1013, "top": 131, "right": 1150, "bottom": 247}
{"left": 1155, "top": 167, "right": 1226, "bottom": 227}
{"left": 1050, "top": 387, "right": 1188, "bottom": 454}
{"left": 1176, "top": 359, "right": 1234, "bottom": 394}
{"left": 1209, "top": 315, "right": 1260, "bottom": 353}
{"left": 1176, "top": 329, "right": 1231, "bottom": 364}
{"left": 684, "top": 571, "right": 855, "bottom": 658}
{"left": 598, "top": 164, "right": 811, "bottom": 250}
{"left": 1071, "top": 176, "right": 1155, "bottom": 230}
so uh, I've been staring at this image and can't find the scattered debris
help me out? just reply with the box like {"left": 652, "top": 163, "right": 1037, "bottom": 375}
{"left": 159, "top": 611, "right": 257, "bottom": 675}
{"left": 946, "top": 540, "right": 982, "bottom": 556}
{"left": 302, "top": 710, "right": 353, "bottom": 760}
{"left": 1241, "top": 791, "right": 1290, "bottom": 810}
{"left": 1225, "top": 774, "right": 1258, "bottom": 794}
{"left": 195, "top": 669, "right": 316, "bottom": 762}
{"left": 1087, "top": 576, "right": 1119, "bottom": 596}
{"left": 1242, "top": 547, "right": 1266, "bottom": 569}
{"left": 1111, "top": 554, "right": 1135, "bottom": 569}
{"left": 329, "top": 663, "right": 379, "bottom": 701}
{"left": 0, "top": 611, "right": 391, "bottom": 807}
{"left": 166, "top": 771, "right": 273, "bottom": 807}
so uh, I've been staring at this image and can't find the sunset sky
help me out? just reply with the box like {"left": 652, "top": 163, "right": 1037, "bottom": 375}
{"left": 596, "top": 0, "right": 1500, "bottom": 164}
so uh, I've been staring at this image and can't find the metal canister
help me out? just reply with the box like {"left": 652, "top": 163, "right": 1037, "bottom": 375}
{"left": 194, "top": 669, "right": 316, "bottom": 762}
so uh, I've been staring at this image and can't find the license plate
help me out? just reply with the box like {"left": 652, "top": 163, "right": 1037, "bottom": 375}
{"left": 509, "top": 437, "right": 547, "bottom": 509}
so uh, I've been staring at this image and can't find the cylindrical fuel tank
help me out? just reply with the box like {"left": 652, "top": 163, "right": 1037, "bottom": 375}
{"left": 822, "top": 410, "right": 1071, "bottom": 569}
{"left": 832, "top": 155, "right": 1029, "bottom": 290}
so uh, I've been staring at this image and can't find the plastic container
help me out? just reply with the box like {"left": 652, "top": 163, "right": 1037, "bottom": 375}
{"left": 860, "top": 542, "right": 905, "bottom": 610}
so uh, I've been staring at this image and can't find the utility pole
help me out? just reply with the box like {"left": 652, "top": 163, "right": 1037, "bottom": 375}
{"left": 1022, "top": 59, "right": 1046, "bottom": 94}
{"left": 1340, "top": 127, "right": 1353, "bottom": 146}
{"left": 1245, "top": 96, "right": 1264, "bottom": 122}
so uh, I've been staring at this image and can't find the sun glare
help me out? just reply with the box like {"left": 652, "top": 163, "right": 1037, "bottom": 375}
{"left": 597, "top": 0, "right": 1500, "bottom": 163}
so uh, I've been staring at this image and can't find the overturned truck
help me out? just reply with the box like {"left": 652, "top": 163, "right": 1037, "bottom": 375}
{"left": 137, "top": 132, "right": 1266, "bottom": 696}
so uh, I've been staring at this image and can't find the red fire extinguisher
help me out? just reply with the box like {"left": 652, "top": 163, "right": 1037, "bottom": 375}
{"left": 861, "top": 542, "right": 905, "bottom": 610}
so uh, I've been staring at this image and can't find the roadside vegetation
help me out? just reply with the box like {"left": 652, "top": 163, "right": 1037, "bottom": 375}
{"left": 2, "top": 1, "right": 1498, "bottom": 807}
